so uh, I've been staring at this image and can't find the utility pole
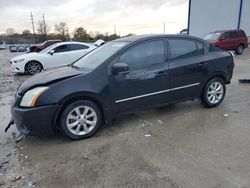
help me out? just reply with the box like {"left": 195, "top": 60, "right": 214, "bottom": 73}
{"left": 114, "top": 25, "right": 117, "bottom": 35}
{"left": 30, "top": 12, "right": 36, "bottom": 42}
{"left": 42, "top": 13, "right": 47, "bottom": 37}
{"left": 163, "top": 21, "right": 166, "bottom": 34}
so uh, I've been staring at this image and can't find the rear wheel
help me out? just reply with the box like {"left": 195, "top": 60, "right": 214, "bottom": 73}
{"left": 60, "top": 100, "right": 102, "bottom": 140}
{"left": 201, "top": 78, "right": 226, "bottom": 108}
{"left": 235, "top": 44, "right": 244, "bottom": 55}
{"left": 26, "top": 61, "right": 43, "bottom": 75}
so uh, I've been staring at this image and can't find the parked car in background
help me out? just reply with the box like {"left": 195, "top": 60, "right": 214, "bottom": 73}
{"left": 10, "top": 41, "right": 98, "bottom": 74}
{"left": 9, "top": 46, "right": 18, "bottom": 52}
{"left": 16, "top": 46, "right": 27, "bottom": 52}
{"left": 29, "top": 39, "right": 62, "bottom": 52}
{"left": 10, "top": 35, "right": 234, "bottom": 140}
{"left": 203, "top": 29, "right": 248, "bottom": 55}
{"left": 0, "top": 41, "right": 6, "bottom": 50}
{"left": 10, "top": 45, "right": 29, "bottom": 53}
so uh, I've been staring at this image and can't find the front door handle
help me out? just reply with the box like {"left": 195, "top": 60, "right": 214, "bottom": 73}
{"left": 156, "top": 71, "right": 168, "bottom": 78}
{"left": 198, "top": 62, "right": 208, "bottom": 69}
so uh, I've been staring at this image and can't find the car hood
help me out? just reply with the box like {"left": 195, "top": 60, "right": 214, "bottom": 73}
{"left": 11, "top": 53, "right": 39, "bottom": 61}
{"left": 18, "top": 66, "right": 85, "bottom": 95}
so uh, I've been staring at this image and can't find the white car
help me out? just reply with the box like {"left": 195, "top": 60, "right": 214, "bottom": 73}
{"left": 10, "top": 41, "right": 99, "bottom": 74}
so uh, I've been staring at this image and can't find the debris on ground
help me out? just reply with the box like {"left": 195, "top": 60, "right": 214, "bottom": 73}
{"left": 239, "top": 79, "right": 250, "bottom": 83}
{"left": 224, "top": 113, "right": 229, "bottom": 117}
{"left": 145, "top": 134, "right": 151, "bottom": 137}
{"left": 157, "top": 120, "right": 164, "bottom": 124}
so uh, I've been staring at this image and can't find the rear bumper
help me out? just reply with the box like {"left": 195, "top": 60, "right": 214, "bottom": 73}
{"left": 11, "top": 104, "right": 59, "bottom": 136}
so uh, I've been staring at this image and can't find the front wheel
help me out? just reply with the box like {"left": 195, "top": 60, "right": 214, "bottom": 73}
{"left": 201, "top": 78, "right": 226, "bottom": 108}
{"left": 26, "top": 61, "right": 43, "bottom": 75}
{"left": 60, "top": 100, "right": 102, "bottom": 140}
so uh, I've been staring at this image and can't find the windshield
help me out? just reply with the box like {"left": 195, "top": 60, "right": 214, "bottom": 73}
{"left": 203, "top": 32, "right": 221, "bottom": 40}
{"left": 39, "top": 43, "right": 59, "bottom": 54}
{"left": 73, "top": 41, "right": 128, "bottom": 69}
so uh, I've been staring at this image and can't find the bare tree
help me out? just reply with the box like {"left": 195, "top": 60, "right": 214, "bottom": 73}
{"left": 55, "top": 22, "right": 70, "bottom": 41}
{"left": 22, "top": 30, "right": 31, "bottom": 35}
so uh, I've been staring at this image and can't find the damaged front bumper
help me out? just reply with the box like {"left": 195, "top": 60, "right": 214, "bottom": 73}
{"left": 8, "top": 94, "right": 60, "bottom": 136}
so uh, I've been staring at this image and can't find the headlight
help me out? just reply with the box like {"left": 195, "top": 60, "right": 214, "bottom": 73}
{"left": 13, "top": 59, "right": 25, "bottom": 63}
{"left": 20, "top": 87, "right": 49, "bottom": 107}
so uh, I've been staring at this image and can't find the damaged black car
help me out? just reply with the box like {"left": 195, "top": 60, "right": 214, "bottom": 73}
{"left": 9, "top": 35, "right": 234, "bottom": 140}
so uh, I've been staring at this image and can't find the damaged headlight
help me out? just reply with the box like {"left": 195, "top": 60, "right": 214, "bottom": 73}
{"left": 20, "top": 86, "right": 49, "bottom": 107}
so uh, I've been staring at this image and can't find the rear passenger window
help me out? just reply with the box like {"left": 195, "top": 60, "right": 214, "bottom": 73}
{"left": 69, "top": 44, "right": 89, "bottom": 51}
{"left": 119, "top": 40, "right": 165, "bottom": 70}
{"left": 239, "top": 31, "right": 246, "bottom": 37}
{"left": 230, "top": 32, "right": 238, "bottom": 38}
{"left": 197, "top": 42, "right": 204, "bottom": 55}
{"left": 169, "top": 39, "right": 199, "bottom": 60}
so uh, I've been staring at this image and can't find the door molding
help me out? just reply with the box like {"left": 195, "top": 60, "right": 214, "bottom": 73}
{"left": 115, "top": 82, "right": 200, "bottom": 103}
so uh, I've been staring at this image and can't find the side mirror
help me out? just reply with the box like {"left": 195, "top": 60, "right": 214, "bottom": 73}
{"left": 111, "top": 63, "right": 129, "bottom": 75}
{"left": 49, "top": 50, "right": 55, "bottom": 55}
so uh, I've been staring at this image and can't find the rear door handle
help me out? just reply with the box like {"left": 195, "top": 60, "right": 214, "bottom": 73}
{"left": 198, "top": 62, "right": 208, "bottom": 68}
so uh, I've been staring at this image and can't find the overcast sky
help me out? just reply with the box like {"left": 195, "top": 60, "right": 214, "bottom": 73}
{"left": 0, "top": 0, "right": 188, "bottom": 35}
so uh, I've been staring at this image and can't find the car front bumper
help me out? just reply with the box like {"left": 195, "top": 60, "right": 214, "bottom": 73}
{"left": 10, "top": 61, "right": 25, "bottom": 73}
{"left": 11, "top": 102, "right": 60, "bottom": 136}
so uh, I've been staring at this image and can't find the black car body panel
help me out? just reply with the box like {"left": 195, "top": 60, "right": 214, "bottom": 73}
{"left": 17, "top": 67, "right": 84, "bottom": 95}
{"left": 11, "top": 35, "right": 234, "bottom": 136}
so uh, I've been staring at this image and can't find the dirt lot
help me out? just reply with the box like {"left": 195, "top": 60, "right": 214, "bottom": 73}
{"left": 0, "top": 49, "right": 250, "bottom": 188}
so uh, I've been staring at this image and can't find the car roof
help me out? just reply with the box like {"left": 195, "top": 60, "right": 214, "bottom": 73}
{"left": 114, "top": 34, "right": 205, "bottom": 43}
{"left": 210, "top": 29, "right": 244, "bottom": 33}
{"left": 53, "top": 41, "right": 92, "bottom": 47}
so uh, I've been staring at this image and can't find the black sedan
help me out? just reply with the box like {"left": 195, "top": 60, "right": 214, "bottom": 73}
{"left": 11, "top": 35, "right": 234, "bottom": 140}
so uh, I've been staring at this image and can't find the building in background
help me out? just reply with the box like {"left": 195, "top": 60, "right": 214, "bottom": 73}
{"left": 188, "top": 0, "right": 250, "bottom": 37}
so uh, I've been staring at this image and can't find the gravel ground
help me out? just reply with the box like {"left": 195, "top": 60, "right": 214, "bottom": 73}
{"left": 0, "top": 49, "right": 250, "bottom": 188}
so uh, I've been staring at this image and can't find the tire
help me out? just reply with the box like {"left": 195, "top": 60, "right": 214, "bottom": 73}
{"left": 60, "top": 100, "right": 102, "bottom": 140}
{"left": 201, "top": 78, "right": 226, "bottom": 108}
{"left": 235, "top": 44, "right": 244, "bottom": 55}
{"left": 25, "top": 61, "right": 43, "bottom": 75}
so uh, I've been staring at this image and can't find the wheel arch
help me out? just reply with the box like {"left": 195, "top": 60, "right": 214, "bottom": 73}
{"left": 54, "top": 93, "right": 112, "bottom": 131}
{"left": 25, "top": 60, "right": 44, "bottom": 72}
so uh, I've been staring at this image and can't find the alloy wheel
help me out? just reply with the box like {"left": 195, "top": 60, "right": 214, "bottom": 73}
{"left": 27, "top": 61, "right": 42, "bottom": 74}
{"left": 66, "top": 105, "right": 97, "bottom": 136}
{"left": 207, "top": 81, "right": 224, "bottom": 104}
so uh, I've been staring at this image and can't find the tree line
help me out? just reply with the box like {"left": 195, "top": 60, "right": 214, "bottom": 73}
{"left": 0, "top": 22, "right": 133, "bottom": 44}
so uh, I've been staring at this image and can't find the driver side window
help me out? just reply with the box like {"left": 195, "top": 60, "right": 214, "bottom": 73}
{"left": 221, "top": 33, "right": 230, "bottom": 40}
{"left": 119, "top": 40, "right": 165, "bottom": 70}
{"left": 54, "top": 45, "right": 68, "bottom": 53}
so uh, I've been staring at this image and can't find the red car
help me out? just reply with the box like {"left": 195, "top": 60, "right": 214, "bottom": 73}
{"left": 29, "top": 39, "right": 62, "bottom": 53}
{"left": 203, "top": 29, "right": 248, "bottom": 55}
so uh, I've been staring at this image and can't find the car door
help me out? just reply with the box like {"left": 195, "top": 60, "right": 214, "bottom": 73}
{"left": 108, "top": 39, "right": 170, "bottom": 113}
{"left": 168, "top": 38, "right": 208, "bottom": 102}
{"left": 44, "top": 44, "right": 72, "bottom": 68}
{"left": 230, "top": 31, "right": 240, "bottom": 50}
{"left": 219, "top": 32, "right": 233, "bottom": 50}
